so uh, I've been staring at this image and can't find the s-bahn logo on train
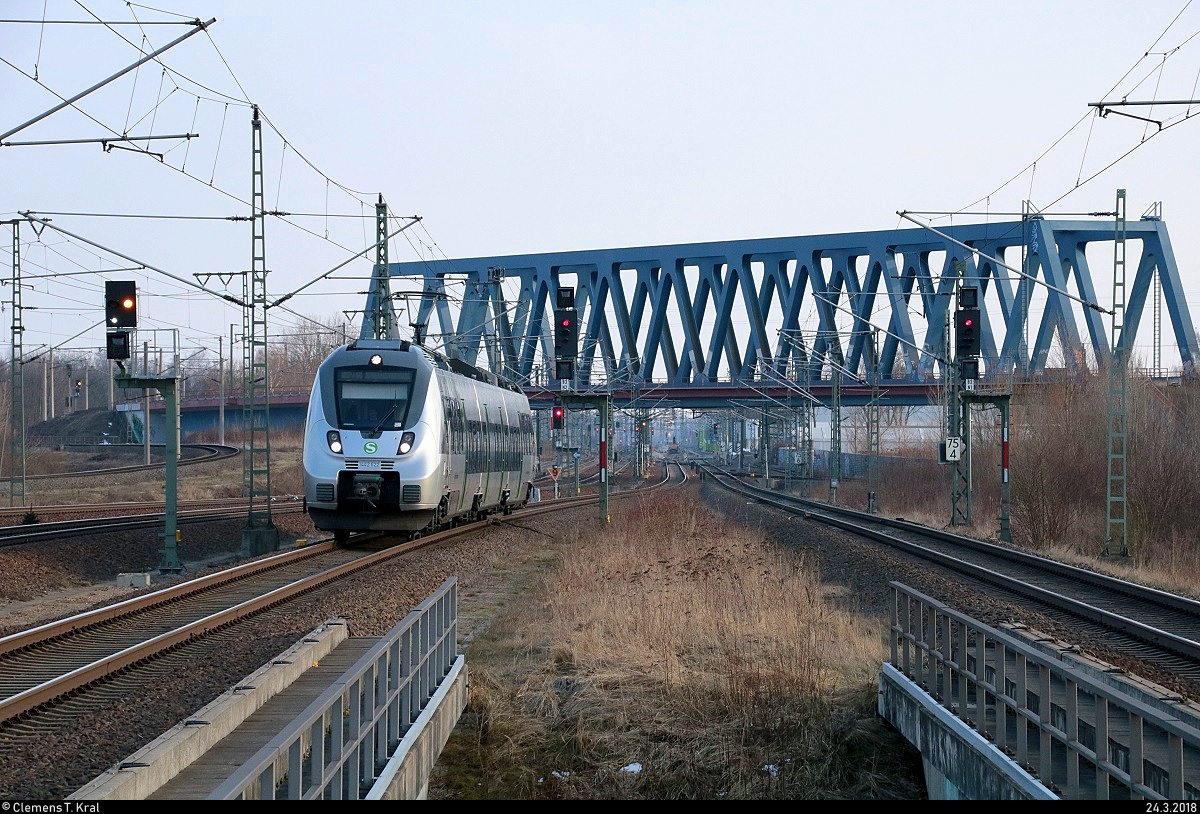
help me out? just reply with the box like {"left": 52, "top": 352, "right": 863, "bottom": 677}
{"left": 363, "top": 441, "right": 378, "bottom": 454}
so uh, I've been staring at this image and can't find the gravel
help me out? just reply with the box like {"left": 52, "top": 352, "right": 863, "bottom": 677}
{"left": 0, "top": 473, "right": 1195, "bottom": 800}
{"left": 0, "top": 494, "right": 605, "bottom": 800}
{"left": 700, "top": 481, "right": 1200, "bottom": 704}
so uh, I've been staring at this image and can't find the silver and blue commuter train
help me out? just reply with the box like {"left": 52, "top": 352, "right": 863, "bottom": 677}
{"left": 302, "top": 338, "right": 537, "bottom": 544}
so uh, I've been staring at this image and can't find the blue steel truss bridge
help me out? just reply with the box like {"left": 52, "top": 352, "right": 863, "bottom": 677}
{"left": 371, "top": 216, "right": 1198, "bottom": 411}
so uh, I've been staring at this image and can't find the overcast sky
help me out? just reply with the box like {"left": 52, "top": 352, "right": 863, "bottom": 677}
{"left": 4, "top": 0, "right": 1200, "bottom": 372}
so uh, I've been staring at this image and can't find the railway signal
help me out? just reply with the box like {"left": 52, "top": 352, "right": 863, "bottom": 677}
{"left": 106, "top": 330, "right": 131, "bottom": 360}
{"left": 552, "top": 401, "right": 565, "bottom": 430}
{"left": 954, "top": 307, "right": 980, "bottom": 358}
{"left": 553, "top": 285, "right": 578, "bottom": 380}
{"left": 105, "top": 280, "right": 138, "bottom": 328}
{"left": 554, "top": 307, "right": 578, "bottom": 359}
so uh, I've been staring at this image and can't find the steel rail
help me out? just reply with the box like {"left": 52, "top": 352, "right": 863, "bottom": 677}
{"left": 0, "top": 465, "right": 682, "bottom": 724}
{"left": 15, "top": 443, "right": 239, "bottom": 480}
{"left": 704, "top": 466, "right": 1200, "bottom": 665}
{"left": 0, "top": 502, "right": 305, "bottom": 546}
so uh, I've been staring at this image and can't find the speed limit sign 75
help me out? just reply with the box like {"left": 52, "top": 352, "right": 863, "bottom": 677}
{"left": 945, "top": 437, "right": 963, "bottom": 461}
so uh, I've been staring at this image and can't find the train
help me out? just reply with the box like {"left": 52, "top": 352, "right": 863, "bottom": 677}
{"left": 302, "top": 337, "right": 537, "bottom": 544}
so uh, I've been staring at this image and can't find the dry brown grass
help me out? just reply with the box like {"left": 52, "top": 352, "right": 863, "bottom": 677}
{"left": 826, "top": 376, "right": 1200, "bottom": 599}
{"left": 431, "top": 488, "right": 924, "bottom": 800}
{"left": 15, "top": 434, "right": 306, "bottom": 506}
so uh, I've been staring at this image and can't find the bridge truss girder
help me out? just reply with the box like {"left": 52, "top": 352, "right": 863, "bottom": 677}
{"left": 385, "top": 219, "right": 1197, "bottom": 389}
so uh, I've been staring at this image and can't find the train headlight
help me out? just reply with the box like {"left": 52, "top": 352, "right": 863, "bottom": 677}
{"left": 397, "top": 431, "right": 415, "bottom": 455}
{"left": 369, "top": 354, "right": 383, "bottom": 366}
{"left": 327, "top": 430, "right": 343, "bottom": 454}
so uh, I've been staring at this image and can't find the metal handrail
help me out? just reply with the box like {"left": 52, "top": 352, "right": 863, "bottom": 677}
{"left": 209, "top": 577, "right": 459, "bottom": 800}
{"left": 889, "top": 582, "right": 1200, "bottom": 800}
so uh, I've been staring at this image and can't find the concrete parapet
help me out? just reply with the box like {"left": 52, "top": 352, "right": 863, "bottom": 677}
{"left": 68, "top": 619, "right": 349, "bottom": 801}
{"left": 878, "top": 663, "right": 1057, "bottom": 800}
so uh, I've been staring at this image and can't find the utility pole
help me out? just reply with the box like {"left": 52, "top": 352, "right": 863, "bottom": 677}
{"left": 599, "top": 395, "right": 610, "bottom": 522}
{"left": 144, "top": 341, "right": 151, "bottom": 464}
{"left": 948, "top": 279, "right": 971, "bottom": 527}
{"left": 363, "top": 195, "right": 396, "bottom": 341}
{"left": 799, "top": 337, "right": 812, "bottom": 485}
{"left": 8, "top": 220, "right": 25, "bottom": 507}
{"left": 1104, "top": 189, "right": 1129, "bottom": 558}
{"left": 761, "top": 405, "right": 771, "bottom": 482}
{"left": 829, "top": 371, "right": 840, "bottom": 504}
{"left": 116, "top": 354, "right": 184, "bottom": 573}
{"left": 866, "top": 328, "right": 881, "bottom": 513}
{"left": 241, "top": 105, "right": 278, "bottom": 555}
{"left": 218, "top": 334, "right": 225, "bottom": 446}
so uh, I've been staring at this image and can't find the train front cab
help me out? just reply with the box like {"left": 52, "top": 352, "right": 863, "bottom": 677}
{"left": 304, "top": 344, "right": 443, "bottom": 541}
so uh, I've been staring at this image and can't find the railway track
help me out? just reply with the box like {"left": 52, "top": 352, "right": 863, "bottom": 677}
{"left": 0, "top": 462, "right": 684, "bottom": 735}
{"left": 704, "top": 466, "right": 1200, "bottom": 688}
{"left": 0, "top": 498, "right": 305, "bottom": 548}
{"left": 10, "top": 443, "right": 239, "bottom": 482}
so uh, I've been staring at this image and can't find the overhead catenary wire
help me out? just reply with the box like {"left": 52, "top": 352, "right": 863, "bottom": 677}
{"left": 0, "top": 9, "right": 458, "bottom": 366}
{"left": 6, "top": 10, "right": 420, "bottom": 265}
{"left": 0, "top": 17, "right": 215, "bottom": 143}
{"left": 21, "top": 209, "right": 392, "bottom": 220}
{"left": 946, "top": 3, "right": 1200, "bottom": 220}
{"left": 268, "top": 216, "right": 423, "bottom": 311}
{"left": 4, "top": 3, "right": 456, "bottom": 340}
{"left": 17, "top": 213, "right": 247, "bottom": 308}
{"left": 896, "top": 210, "right": 1112, "bottom": 316}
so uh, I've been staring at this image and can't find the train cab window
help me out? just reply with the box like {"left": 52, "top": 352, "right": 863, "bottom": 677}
{"left": 335, "top": 367, "right": 415, "bottom": 430}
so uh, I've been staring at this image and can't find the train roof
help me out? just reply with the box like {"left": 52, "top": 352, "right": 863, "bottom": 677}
{"left": 342, "top": 338, "right": 524, "bottom": 395}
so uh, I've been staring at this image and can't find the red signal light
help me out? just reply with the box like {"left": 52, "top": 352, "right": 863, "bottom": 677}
{"left": 553, "top": 406, "right": 564, "bottom": 418}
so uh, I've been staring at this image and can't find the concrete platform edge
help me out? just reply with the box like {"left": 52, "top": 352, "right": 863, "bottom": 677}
{"left": 68, "top": 618, "right": 350, "bottom": 801}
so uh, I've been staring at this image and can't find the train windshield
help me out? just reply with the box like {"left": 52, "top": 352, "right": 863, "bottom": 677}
{"left": 335, "top": 367, "right": 415, "bottom": 430}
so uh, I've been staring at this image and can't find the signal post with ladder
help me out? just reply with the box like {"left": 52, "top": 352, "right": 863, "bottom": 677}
{"left": 551, "top": 284, "right": 611, "bottom": 522}
{"left": 948, "top": 284, "right": 1012, "bottom": 543}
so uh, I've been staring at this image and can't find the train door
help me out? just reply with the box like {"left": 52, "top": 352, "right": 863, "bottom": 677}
{"left": 480, "top": 402, "right": 493, "bottom": 508}
{"left": 469, "top": 385, "right": 484, "bottom": 512}
{"left": 498, "top": 399, "right": 510, "bottom": 496}
{"left": 441, "top": 387, "right": 462, "bottom": 517}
